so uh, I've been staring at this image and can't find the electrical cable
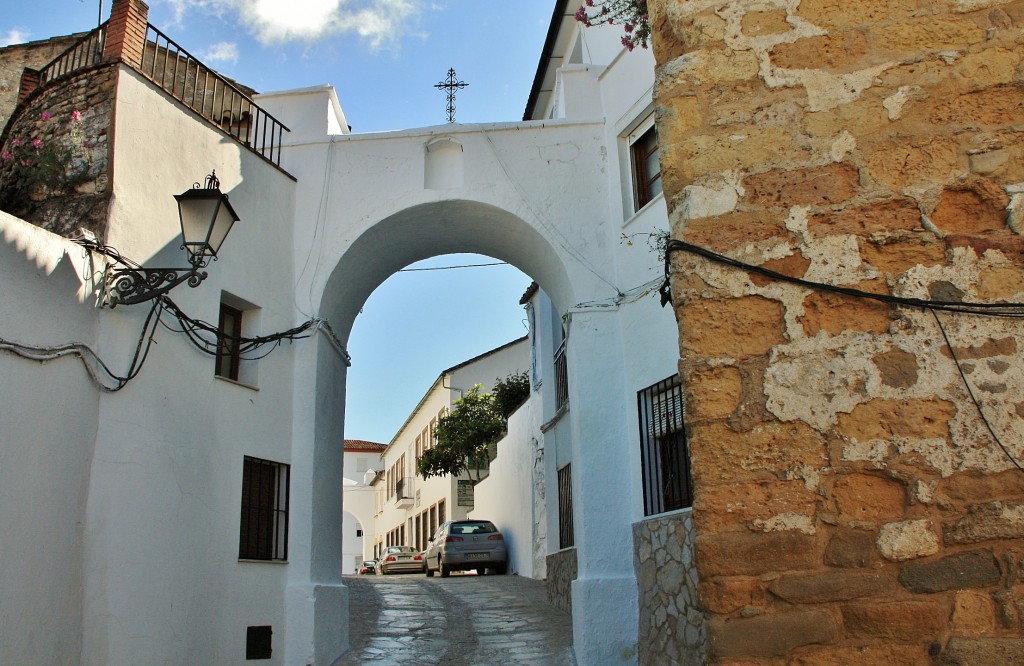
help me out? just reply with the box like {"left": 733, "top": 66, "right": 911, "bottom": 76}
{"left": 662, "top": 238, "right": 1024, "bottom": 471}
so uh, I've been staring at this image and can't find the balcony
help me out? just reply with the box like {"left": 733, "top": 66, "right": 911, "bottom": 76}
{"left": 394, "top": 477, "right": 415, "bottom": 508}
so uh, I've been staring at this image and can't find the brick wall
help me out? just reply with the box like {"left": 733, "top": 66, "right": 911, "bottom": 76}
{"left": 650, "top": 0, "right": 1024, "bottom": 662}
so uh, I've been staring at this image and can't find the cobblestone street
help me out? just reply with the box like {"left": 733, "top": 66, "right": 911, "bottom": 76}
{"left": 338, "top": 573, "right": 575, "bottom": 665}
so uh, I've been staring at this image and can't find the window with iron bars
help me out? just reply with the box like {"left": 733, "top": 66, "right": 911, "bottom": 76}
{"left": 638, "top": 375, "right": 692, "bottom": 516}
{"left": 554, "top": 338, "right": 569, "bottom": 411}
{"left": 239, "top": 456, "right": 289, "bottom": 561}
{"left": 557, "top": 463, "right": 574, "bottom": 549}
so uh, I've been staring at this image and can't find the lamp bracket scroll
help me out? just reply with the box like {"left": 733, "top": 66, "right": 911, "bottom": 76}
{"left": 93, "top": 170, "right": 239, "bottom": 308}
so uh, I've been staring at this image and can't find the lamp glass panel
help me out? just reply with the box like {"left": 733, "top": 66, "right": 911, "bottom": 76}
{"left": 178, "top": 193, "right": 220, "bottom": 259}
{"left": 206, "top": 203, "right": 238, "bottom": 257}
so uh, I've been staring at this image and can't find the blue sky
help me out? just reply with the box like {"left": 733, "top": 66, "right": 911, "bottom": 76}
{"left": 2, "top": 0, "right": 555, "bottom": 443}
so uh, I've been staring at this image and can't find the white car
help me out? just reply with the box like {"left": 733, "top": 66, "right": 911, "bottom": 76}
{"left": 423, "top": 520, "right": 508, "bottom": 577}
{"left": 375, "top": 546, "right": 423, "bottom": 575}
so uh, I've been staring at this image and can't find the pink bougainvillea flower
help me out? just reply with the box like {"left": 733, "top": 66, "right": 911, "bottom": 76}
{"left": 12, "top": 138, "right": 22, "bottom": 147}
{"left": 40, "top": 111, "right": 52, "bottom": 121}
{"left": 71, "top": 110, "right": 82, "bottom": 122}
{"left": 1, "top": 151, "right": 12, "bottom": 161}
{"left": 32, "top": 138, "right": 44, "bottom": 149}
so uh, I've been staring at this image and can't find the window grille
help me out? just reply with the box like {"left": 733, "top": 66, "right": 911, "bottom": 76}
{"left": 239, "top": 456, "right": 289, "bottom": 560}
{"left": 557, "top": 464, "right": 574, "bottom": 549}
{"left": 638, "top": 375, "right": 692, "bottom": 516}
{"left": 554, "top": 339, "right": 569, "bottom": 411}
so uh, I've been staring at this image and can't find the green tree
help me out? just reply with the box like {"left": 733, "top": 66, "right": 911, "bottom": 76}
{"left": 418, "top": 385, "right": 504, "bottom": 481}
{"left": 492, "top": 371, "right": 530, "bottom": 419}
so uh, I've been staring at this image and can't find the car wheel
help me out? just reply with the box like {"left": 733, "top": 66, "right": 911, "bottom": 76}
{"left": 425, "top": 562, "right": 434, "bottom": 577}
{"left": 495, "top": 563, "right": 508, "bottom": 575}
{"left": 476, "top": 568, "right": 486, "bottom": 576}
{"left": 439, "top": 557, "right": 450, "bottom": 578}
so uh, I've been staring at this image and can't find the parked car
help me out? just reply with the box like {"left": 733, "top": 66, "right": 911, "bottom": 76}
{"left": 358, "top": 560, "right": 376, "bottom": 575}
{"left": 424, "top": 520, "right": 508, "bottom": 577}
{"left": 375, "top": 546, "right": 424, "bottom": 575}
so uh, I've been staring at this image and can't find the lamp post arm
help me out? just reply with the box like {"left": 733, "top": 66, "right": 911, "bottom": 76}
{"left": 105, "top": 266, "right": 208, "bottom": 307}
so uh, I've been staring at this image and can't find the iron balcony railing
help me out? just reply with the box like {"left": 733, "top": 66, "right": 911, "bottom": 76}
{"left": 140, "top": 24, "right": 288, "bottom": 167}
{"left": 38, "top": 27, "right": 107, "bottom": 87}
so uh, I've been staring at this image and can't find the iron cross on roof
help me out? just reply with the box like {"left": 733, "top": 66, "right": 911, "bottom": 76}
{"left": 434, "top": 68, "right": 468, "bottom": 123}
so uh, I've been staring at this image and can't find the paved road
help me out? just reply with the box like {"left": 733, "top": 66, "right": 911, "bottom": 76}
{"left": 337, "top": 572, "right": 576, "bottom": 665}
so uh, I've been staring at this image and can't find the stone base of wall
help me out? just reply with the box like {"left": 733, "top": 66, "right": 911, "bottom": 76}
{"left": 546, "top": 547, "right": 577, "bottom": 615}
{"left": 634, "top": 510, "right": 706, "bottom": 666}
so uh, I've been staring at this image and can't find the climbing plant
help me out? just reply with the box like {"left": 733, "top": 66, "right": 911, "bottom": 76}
{"left": 574, "top": 0, "right": 651, "bottom": 51}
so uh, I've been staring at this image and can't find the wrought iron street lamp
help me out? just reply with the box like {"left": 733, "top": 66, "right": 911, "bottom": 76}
{"left": 105, "top": 171, "right": 239, "bottom": 307}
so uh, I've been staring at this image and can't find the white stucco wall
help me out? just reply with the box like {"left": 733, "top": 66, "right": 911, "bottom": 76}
{"left": 0, "top": 214, "right": 99, "bottom": 666}
{"left": 467, "top": 397, "right": 542, "bottom": 578}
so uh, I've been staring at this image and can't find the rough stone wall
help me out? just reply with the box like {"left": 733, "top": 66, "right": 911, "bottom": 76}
{"left": 650, "top": 0, "right": 1024, "bottom": 663}
{"left": 0, "top": 35, "right": 88, "bottom": 130}
{"left": 634, "top": 511, "right": 706, "bottom": 665}
{"left": 547, "top": 547, "right": 577, "bottom": 615}
{"left": 0, "top": 66, "right": 115, "bottom": 238}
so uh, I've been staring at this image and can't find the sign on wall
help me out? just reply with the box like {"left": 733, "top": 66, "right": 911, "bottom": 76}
{"left": 457, "top": 480, "right": 474, "bottom": 507}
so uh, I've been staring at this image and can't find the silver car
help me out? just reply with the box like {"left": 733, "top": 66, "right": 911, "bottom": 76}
{"left": 375, "top": 546, "right": 424, "bottom": 575}
{"left": 424, "top": 520, "right": 508, "bottom": 577}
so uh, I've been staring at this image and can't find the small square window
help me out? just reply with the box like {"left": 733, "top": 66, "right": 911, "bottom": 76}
{"left": 216, "top": 303, "right": 243, "bottom": 380}
{"left": 239, "top": 456, "right": 289, "bottom": 561}
{"left": 630, "top": 125, "right": 662, "bottom": 211}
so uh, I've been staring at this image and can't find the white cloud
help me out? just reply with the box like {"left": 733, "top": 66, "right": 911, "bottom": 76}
{"left": 202, "top": 40, "right": 239, "bottom": 64}
{"left": 162, "top": 0, "right": 421, "bottom": 50}
{"left": 0, "top": 28, "right": 29, "bottom": 47}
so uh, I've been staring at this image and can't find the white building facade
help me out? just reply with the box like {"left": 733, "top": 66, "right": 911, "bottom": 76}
{"left": 0, "top": 1, "right": 683, "bottom": 664}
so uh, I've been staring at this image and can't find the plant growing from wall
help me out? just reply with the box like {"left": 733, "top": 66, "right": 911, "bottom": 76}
{"left": 417, "top": 373, "right": 531, "bottom": 481}
{"left": 0, "top": 109, "right": 90, "bottom": 213}
{"left": 575, "top": 0, "right": 651, "bottom": 51}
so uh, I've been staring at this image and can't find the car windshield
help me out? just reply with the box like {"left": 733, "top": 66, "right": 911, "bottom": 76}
{"left": 449, "top": 522, "right": 497, "bottom": 535}
{"left": 387, "top": 546, "right": 416, "bottom": 554}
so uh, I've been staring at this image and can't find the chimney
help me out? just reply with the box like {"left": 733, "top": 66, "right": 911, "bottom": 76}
{"left": 17, "top": 68, "right": 41, "bottom": 105}
{"left": 102, "top": 0, "right": 149, "bottom": 69}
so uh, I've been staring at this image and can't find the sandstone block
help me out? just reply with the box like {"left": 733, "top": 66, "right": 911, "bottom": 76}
{"left": 683, "top": 209, "right": 793, "bottom": 254}
{"left": 938, "top": 637, "right": 1024, "bottom": 665}
{"left": 680, "top": 296, "right": 786, "bottom": 361}
{"left": 769, "top": 569, "right": 893, "bottom": 604}
{"left": 749, "top": 251, "right": 811, "bottom": 288}
{"left": 831, "top": 474, "right": 907, "bottom": 524}
{"left": 741, "top": 10, "right": 791, "bottom": 38}
{"left": 696, "top": 479, "right": 818, "bottom": 532}
{"left": 799, "top": 284, "right": 892, "bottom": 336}
{"left": 899, "top": 549, "right": 1001, "bottom": 594}
{"left": 690, "top": 421, "right": 827, "bottom": 485}
{"left": 930, "top": 85, "right": 1024, "bottom": 128}
{"left": 696, "top": 530, "right": 822, "bottom": 577}
{"left": 685, "top": 365, "right": 742, "bottom": 420}
{"left": 944, "top": 500, "right": 1024, "bottom": 545}
{"left": 700, "top": 576, "right": 768, "bottom": 614}
{"left": 877, "top": 519, "right": 940, "bottom": 561}
{"left": 771, "top": 32, "right": 870, "bottom": 72}
{"left": 952, "top": 589, "right": 998, "bottom": 635}
{"left": 939, "top": 470, "right": 1024, "bottom": 505}
{"left": 790, "top": 643, "right": 930, "bottom": 665}
{"left": 707, "top": 609, "right": 839, "bottom": 658}
{"left": 874, "top": 18, "right": 986, "bottom": 54}
{"left": 836, "top": 398, "right": 957, "bottom": 441}
{"left": 825, "top": 528, "right": 880, "bottom": 568}
{"left": 743, "top": 163, "right": 860, "bottom": 209}
{"left": 667, "top": 129, "right": 808, "bottom": 185}
{"left": 842, "top": 599, "right": 948, "bottom": 640}
{"left": 859, "top": 238, "right": 947, "bottom": 275}
{"left": 796, "top": 0, "right": 917, "bottom": 30}
{"left": 807, "top": 198, "right": 923, "bottom": 237}
{"left": 865, "top": 138, "right": 960, "bottom": 191}
{"left": 978, "top": 267, "right": 1024, "bottom": 300}
{"left": 931, "top": 187, "right": 1010, "bottom": 236}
